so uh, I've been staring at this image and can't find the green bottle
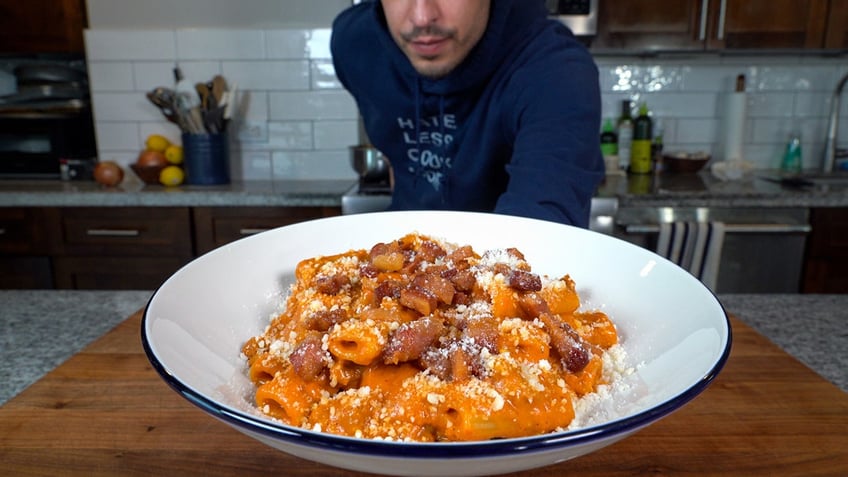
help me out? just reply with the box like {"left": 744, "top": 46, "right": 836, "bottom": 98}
{"left": 630, "top": 102, "right": 653, "bottom": 174}
{"left": 600, "top": 118, "right": 618, "bottom": 156}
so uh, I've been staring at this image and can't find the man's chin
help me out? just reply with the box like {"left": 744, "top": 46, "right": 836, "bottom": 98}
{"left": 411, "top": 59, "right": 454, "bottom": 79}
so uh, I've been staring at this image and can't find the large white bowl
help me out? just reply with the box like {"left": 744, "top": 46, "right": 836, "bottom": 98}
{"left": 142, "top": 211, "right": 731, "bottom": 476}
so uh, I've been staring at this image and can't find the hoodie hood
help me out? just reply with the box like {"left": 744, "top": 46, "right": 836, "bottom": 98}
{"left": 372, "top": 0, "right": 548, "bottom": 95}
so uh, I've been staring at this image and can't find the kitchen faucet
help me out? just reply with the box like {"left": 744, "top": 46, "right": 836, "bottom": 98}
{"left": 822, "top": 72, "right": 848, "bottom": 173}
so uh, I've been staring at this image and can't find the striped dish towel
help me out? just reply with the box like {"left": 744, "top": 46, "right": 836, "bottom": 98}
{"left": 656, "top": 221, "right": 726, "bottom": 290}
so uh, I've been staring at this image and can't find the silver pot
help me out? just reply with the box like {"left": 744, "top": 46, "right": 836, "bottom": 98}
{"left": 350, "top": 145, "right": 390, "bottom": 182}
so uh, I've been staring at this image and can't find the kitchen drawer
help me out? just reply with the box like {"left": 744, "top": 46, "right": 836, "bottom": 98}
{"left": 0, "top": 207, "right": 56, "bottom": 255}
{"left": 0, "top": 256, "right": 53, "bottom": 288}
{"left": 57, "top": 207, "right": 193, "bottom": 257}
{"left": 193, "top": 206, "right": 340, "bottom": 255}
{"left": 52, "top": 256, "right": 188, "bottom": 290}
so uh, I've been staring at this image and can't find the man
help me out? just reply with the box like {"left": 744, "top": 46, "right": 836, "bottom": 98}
{"left": 331, "top": 0, "right": 603, "bottom": 227}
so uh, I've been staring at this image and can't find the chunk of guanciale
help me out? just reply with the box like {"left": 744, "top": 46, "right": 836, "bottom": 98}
{"left": 383, "top": 317, "right": 445, "bottom": 364}
{"left": 519, "top": 292, "right": 590, "bottom": 373}
{"left": 399, "top": 285, "right": 438, "bottom": 316}
{"left": 289, "top": 333, "right": 327, "bottom": 381}
{"left": 370, "top": 242, "right": 405, "bottom": 271}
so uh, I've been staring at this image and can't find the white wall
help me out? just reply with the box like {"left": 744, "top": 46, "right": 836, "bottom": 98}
{"left": 86, "top": 0, "right": 350, "bottom": 28}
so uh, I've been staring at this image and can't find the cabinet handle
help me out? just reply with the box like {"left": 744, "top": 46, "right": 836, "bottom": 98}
{"left": 623, "top": 223, "right": 810, "bottom": 234}
{"left": 699, "top": 0, "right": 710, "bottom": 40}
{"left": 239, "top": 228, "right": 269, "bottom": 236}
{"left": 716, "top": 0, "right": 727, "bottom": 40}
{"left": 86, "top": 228, "right": 141, "bottom": 237}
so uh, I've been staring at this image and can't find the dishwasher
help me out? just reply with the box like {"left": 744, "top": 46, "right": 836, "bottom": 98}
{"left": 613, "top": 206, "right": 811, "bottom": 293}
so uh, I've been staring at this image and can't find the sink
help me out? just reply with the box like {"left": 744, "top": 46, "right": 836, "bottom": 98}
{"left": 797, "top": 171, "right": 848, "bottom": 185}
{"left": 760, "top": 171, "right": 848, "bottom": 187}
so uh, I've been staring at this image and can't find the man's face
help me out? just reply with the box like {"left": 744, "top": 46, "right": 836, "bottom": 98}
{"left": 381, "top": 0, "right": 491, "bottom": 79}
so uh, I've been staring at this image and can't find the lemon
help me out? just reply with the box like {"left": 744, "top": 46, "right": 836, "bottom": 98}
{"left": 159, "top": 165, "right": 185, "bottom": 186}
{"left": 145, "top": 134, "right": 171, "bottom": 153}
{"left": 164, "top": 144, "right": 184, "bottom": 165}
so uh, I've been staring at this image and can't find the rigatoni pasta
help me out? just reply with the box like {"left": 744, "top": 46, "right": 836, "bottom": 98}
{"left": 242, "top": 233, "right": 620, "bottom": 442}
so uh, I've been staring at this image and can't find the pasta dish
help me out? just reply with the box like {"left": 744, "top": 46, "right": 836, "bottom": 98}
{"left": 242, "top": 233, "right": 620, "bottom": 442}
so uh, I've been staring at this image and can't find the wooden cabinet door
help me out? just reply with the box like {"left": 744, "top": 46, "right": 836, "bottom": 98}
{"left": 594, "top": 0, "right": 832, "bottom": 51}
{"left": 593, "top": 0, "right": 708, "bottom": 51}
{"left": 193, "top": 207, "right": 341, "bottom": 255}
{"left": 824, "top": 0, "right": 848, "bottom": 49}
{"left": 802, "top": 208, "right": 848, "bottom": 293}
{"left": 707, "top": 0, "right": 829, "bottom": 49}
{"left": 0, "top": 0, "right": 87, "bottom": 53}
{"left": 52, "top": 207, "right": 194, "bottom": 290}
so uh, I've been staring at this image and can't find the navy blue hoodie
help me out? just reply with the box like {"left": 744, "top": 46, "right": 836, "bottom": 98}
{"left": 331, "top": 0, "right": 603, "bottom": 227}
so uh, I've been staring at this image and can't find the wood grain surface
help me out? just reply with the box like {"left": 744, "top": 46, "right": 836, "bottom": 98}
{"left": 1, "top": 311, "right": 846, "bottom": 476}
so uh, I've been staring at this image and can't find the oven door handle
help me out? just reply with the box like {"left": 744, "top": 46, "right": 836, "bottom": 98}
{"left": 623, "top": 223, "right": 811, "bottom": 234}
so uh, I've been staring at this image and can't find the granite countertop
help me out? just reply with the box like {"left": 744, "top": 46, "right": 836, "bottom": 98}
{"left": 1, "top": 291, "right": 844, "bottom": 406}
{"left": 0, "top": 169, "right": 847, "bottom": 209}
{"left": 0, "top": 179, "right": 356, "bottom": 207}
{"left": 597, "top": 170, "right": 848, "bottom": 208}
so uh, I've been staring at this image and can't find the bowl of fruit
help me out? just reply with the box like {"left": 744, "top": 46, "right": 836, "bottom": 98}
{"left": 130, "top": 134, "right": 185, "bottom": 186}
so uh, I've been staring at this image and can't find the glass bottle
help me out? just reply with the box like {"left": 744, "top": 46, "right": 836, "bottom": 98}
{"left": 630, "top": 102, "right": 653, "bottom": 174}
{"left": 600, "top": 118, "right": 618, "bottom": 157}
{"left": 616, "top": 100, "right": 633, "bottom": 171}
{"left": 781, "top": 134, "right": 802, "bottom": 174}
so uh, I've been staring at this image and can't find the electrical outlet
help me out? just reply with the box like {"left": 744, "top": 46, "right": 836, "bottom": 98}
{"left": 237, "top": 121, "right": 268, "bottom": 142}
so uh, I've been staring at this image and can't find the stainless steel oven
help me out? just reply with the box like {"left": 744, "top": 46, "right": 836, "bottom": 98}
{"left": 614, "top": 206, "right": 811, "bottom": 293}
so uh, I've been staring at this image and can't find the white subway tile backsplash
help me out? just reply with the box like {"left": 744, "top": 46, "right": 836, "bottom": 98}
{"left": 267, "top": 121, "right": 314, "bottom": 149}
{"left": 85, "top": 30, "right": 177, "bottom": 61}
{"left": 223, "top": 60, "right": 310, "bottom": 90}
{"left": 88, "top": 62, "right": 135, "bottom": 91}
{"left": 84, "top": 26, "right": 848, "bottom": 179}
{"left": 265, "top": 29, "right": 332, "bottom": 59}
{"left": 314, "top": 120, "right": 358, "bottom": 150}
{"left": 95, "top": 122, "right": 141, "bottom": 151}
{"left": 311, "top": 60, "right": 341, "bottom": 89}
{"left": 93, "top": 92, "right": 160, "bottom": 121}
{"left": 271, "top": 150, "right": 355, "bottom": 180}
{"left": 675, "top": 118, "right": 720, "bottom": 146}
{"left": 746, "top": 92, "right": 797, "bottom": 118}
{"left": 268, "top": 90, "right": 357, "bottom": 120}
{"left": 176, "top": 30, "right": 265, "bottom": 60}
{"left": 234, "top": 90, "right": 269, "bottom": 121}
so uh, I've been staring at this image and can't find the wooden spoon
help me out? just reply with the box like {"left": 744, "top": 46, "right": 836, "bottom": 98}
{"left": 211, "top": 75, "right": 227, "bottom": 105}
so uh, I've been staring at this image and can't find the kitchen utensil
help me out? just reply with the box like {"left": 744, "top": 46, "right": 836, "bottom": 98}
{"left": 211, "top": 75, "right": 227, "bottom": 105}
{"left": 222, "top": 81, "right": 237, "bottom": 120}
{"left": 195, "top": 82, "right": 211, "bottom": 110}
{"left": 146, "top": 89, "right": 180, "bottom": 126}
{"left": 174, "top": 66, "right": 199, "bottom": 109}
{"left": 350, "top": 145, "right": 390, "bottom": 182}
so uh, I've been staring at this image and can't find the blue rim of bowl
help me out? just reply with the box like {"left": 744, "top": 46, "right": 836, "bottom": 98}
{"left": 140, "top": 291, "right": 732, "bottom": 459}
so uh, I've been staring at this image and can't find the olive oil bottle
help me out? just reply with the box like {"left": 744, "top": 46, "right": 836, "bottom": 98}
{"left": 630, "top": 102, "right": 653, "bottom": 174}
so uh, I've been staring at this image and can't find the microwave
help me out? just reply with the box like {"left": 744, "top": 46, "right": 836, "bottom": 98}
{"left": 547, "top": 0, "right": 598, "bottom": 37}
{"left": 0, "top": 106, "right": 97, "bottom": 179}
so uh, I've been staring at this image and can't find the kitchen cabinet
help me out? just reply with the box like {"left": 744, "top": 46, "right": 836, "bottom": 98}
{"left": 825, "top": 1, "right": 848, "bottom": 49}
{"left": 0, "top": 0, "right": 87, "bottom": 54}
{"left": 802, "top": 208, "right": 848, "bottom": 293}
{"left": 593, "top": 0, "right": 838, "bottom": 51}
{"left": 51, "top": 207, "right": 194, "bottom": 290}
{"left": 193, "top": 206, "right": 341, "bottom": 255}
{"left": 0, "top": 205, "right": 343, "bottom": 290}
{"left": 0, "top": 208, "right": 56, "bottom": 289}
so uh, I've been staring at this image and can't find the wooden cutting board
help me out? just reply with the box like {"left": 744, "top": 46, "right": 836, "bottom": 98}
{"left": 0, "top": 311, "right": 846, "bottom": 476}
